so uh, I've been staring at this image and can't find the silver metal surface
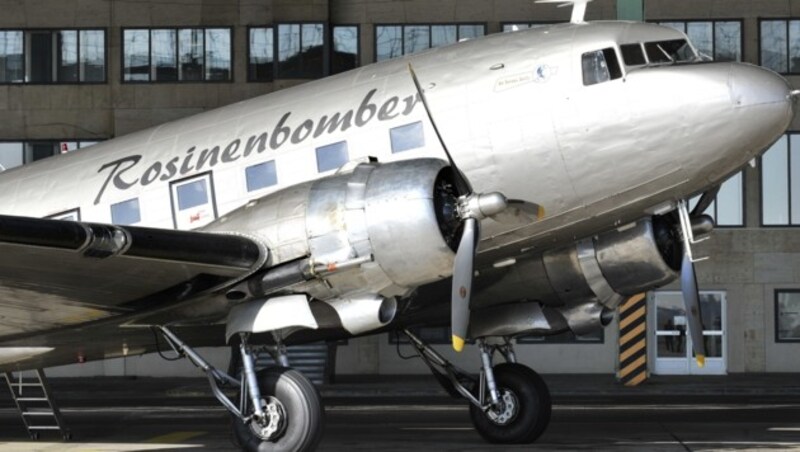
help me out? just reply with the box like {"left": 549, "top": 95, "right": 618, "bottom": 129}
{"left": 0, "top": 18, "right": 795, "bottom": 371}
{"left": 594, "top": 218, "right": 680, "bottom": 295}
{"left": 225, "top": 295, "right": 319, "bottom": 342}
{"left": 468, "top": 302, "right": 561, "bottom": 339}
{"left": 240, "top": 336, "right": 265, "bottom": 421}
{"left": 325, "top": 294, "right": 397, "bottom": 335}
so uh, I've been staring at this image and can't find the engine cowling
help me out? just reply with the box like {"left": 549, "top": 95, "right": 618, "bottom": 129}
{"left": 471, "top": 217, "right": 682, "bottom": 336}
{"left": 211, "top": 158, "right": 460, "bottom": 301}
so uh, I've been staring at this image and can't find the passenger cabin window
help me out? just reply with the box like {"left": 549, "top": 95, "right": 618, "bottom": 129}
{"left": 171, "top": 174, "right": 217, "bottom": 229}
{"left": 582, "top": 48, "right": 622, "bottom": 86}
{"left": 111, "top": 198, "right": 141, "bottom": 225}
{"left": 390, "top": 121, "right": 425, "bottom": 153}
{"left": 316, "top": 141, "right": 349, "bottom": 172}
{"left": 621, "top": 44, "right": 646, "bottom": 66}
{"left": 246, "top": 160, "right": 278, "bottom": 192}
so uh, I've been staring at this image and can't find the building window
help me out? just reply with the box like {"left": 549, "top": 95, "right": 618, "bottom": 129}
{"left": 0, "top": 29, "right": 105, "bottom": 83}
{"left": 0, "top": 141, "right": 100, "bottom": 172}
{"left": 332, "top": 25, "right": 358, "bottom": 74}
{"left": 111, "top": 198, "right": 141, "bottom": 225}
{"left": 761, "top": 134, "right": 800, "bottom": 226}
{"left": 248, "top": 23, "right": 327, "bottom": 80}
{"left": 760, "top": 19, "right": 800, "bottom": 74}
{"left": 776, "top": 290, "right": 800, "bottom": 342}
{"left": 246, "top": 161, "right": 278, "bottom": 192}
{"left": 122, "top": 28, "right": 231, "bottom": 82}
{"left": 277, "top": 23, "right": 325, "bottom": 79}
{"left": 375, "top": 24, "right": 485, "bottom": 62}
{"left": 502, "top": 23, "right": 553, "bottom": 32}
{"left": 690, "top": 171, "right": 744, "bottom": 227}
{"left": 658, "top": 21, "right": 742, "bottom": 62}
{"left": 316, "top": 141, "right": 348, "bottom": 172}
{"left": 390, "top": 121, "right": 425, "bottom": 153}
{"left": 516, "top": 330, "right": 604, "bottom": 344}
{"left": 248, "top": 27, "right": 274, "bottom": 82}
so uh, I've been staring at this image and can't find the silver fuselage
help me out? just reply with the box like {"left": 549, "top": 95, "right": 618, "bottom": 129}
{"left": 0, "top": 21, "right": 793, "bottom": 268}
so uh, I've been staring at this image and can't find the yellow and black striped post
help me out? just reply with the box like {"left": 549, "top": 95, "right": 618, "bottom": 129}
{"left": 618, "top": 293, "right": 648, "bottom": 386}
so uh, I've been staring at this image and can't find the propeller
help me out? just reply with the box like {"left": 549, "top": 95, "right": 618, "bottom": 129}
{"left": 408, "top": 64, "right": 545, "bottom": 351}
{"left": 676, "top": 197, "right": 715, "bottom": 368}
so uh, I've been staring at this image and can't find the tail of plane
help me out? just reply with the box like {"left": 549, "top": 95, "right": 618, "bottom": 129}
{"left": 536, "top": 0, "right": 593, "bottom": 24}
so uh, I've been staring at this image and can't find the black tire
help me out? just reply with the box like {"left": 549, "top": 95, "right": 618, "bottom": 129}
{"left": 469, "top": 363, "right": 551, "bottom": 444}
{"left": 232, "top": 367, "right": 324, "bottom": 452}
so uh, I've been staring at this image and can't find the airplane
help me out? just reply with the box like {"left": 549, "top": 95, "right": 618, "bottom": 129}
{"left": 0, "top": 0, "right": 796, "bottom": 449}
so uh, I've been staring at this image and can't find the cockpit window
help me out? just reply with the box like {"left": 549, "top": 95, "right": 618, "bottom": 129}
{"left": 582, "top": 48, "right": 622, "bottom": 86}
{"left": 621, "top": 44, "right": 646, "bottom": 66}
{"left": 644, "top": 39, "right": 696, "bottom": 64}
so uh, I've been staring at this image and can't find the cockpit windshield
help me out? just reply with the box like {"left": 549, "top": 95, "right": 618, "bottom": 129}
{"left": 620, "top": 39, "right": 698, "bottom": 68}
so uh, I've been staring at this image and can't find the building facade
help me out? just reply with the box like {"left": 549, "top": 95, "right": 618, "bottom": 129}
{"left": 1, "top": 0, "right": 800, "bottom": 377}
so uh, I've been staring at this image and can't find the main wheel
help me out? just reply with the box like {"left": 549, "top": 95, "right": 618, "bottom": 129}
{"left": 232, "top": 367, "right": 324, "bottom": 452}
{"left": 469, "top": 362, "right": 551, "bottom": 444}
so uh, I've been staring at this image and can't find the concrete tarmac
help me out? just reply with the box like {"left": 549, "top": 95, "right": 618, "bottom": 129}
{"left": 2, "top": 374, "right": 800, "bottom": 451}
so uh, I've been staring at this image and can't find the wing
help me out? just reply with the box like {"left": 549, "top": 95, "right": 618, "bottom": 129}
{"left": 0, "top": 214, "right": 268, "bottom": 342}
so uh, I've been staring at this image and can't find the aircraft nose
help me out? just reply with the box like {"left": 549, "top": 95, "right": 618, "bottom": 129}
{"left": 729, "top": 63, "right": 794, "bottom": 112}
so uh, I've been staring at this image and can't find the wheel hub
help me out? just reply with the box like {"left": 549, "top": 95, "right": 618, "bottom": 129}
{"left": 250, "top": 396, "right": 287, "bottom": 441}
{"left": 486, "top": 389, "right": 519, "bottom": 426}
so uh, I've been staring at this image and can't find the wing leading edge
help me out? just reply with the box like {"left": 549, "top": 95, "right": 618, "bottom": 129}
{"left": 0, "top": 214, "right": 268, "bottom": 341}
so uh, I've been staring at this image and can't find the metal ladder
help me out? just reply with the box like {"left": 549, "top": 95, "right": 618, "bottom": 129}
{"left": 3, "top": 369, "right": 71, "bottom": 440}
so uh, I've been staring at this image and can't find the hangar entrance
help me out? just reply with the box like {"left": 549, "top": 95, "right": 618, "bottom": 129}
{"left": 651, "top": 291, "right": 727, "bottom": 375}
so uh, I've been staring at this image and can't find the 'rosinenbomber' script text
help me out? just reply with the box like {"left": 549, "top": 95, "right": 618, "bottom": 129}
{"left": 94, "top": 89, "right": 419, "bottom": 204}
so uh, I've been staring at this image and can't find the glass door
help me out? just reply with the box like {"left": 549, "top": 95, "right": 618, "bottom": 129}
{"left": 652, "top": 291, "right": 726, "bottom": 375}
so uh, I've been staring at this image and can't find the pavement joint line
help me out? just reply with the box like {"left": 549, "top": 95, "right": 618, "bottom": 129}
{"left": 143, "top": 431, "right": 206, "bottom": 444}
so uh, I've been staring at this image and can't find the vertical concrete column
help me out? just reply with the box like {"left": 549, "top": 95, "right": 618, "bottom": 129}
{"left": 618, "top": 293, "right": 648, "bottom": 386}
{"left": 616, "top": 0, "right": 643, "bottom": 21}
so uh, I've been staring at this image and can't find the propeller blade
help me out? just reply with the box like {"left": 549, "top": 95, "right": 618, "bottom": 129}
{"left": 451, "top": 217, "right": 478, "bottom": 352}
{"left": 680, "top": 252, "right": 707, "bottom": 367}
{"left": 490, "top": 199, "right": 546, "bottom": 225}
{"left": 408, "top": 63, "right": 472, "bottom": 196}
{"left": 691, "top": 186, "right": 720, "bottom": 217}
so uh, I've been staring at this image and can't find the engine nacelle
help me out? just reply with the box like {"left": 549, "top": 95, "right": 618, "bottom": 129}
{"left": 471, "top": 217, "right": 681, "bottom": 336}
{"left": 211, "top": 158, "right": 459, "bottom": 300}
{"left": 540, "top": 217, "right": 681, "bottom": 311}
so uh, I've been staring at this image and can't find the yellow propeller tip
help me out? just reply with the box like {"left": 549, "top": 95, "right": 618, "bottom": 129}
{"left": 696, "top": 354, "right": 706, "bottom": 368}
{"left": 452, "top": 335, "right": 465, "bottom": 352}
{"left": 537, "top": 205, "right": 546, "bottom": 219}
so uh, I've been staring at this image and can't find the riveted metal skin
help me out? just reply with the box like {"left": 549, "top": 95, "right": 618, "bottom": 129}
{"left": 214, "top": 158, "right": 456, "bottom": 304}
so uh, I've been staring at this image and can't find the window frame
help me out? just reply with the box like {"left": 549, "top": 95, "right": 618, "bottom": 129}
{"left": 120, "top": 26, "right": 234, "bottom": 84}
{"left": 110, "top": 197, "right": 142, "bottom": 226}
{"left": 373, "top": 22, "right": 487, "bottom": 62}
{"left": 247, "top": 22, "right": 331, "bottom": 81}
{"left": 0, "top": 139, "right": 103, "bottom": 170}
{"left": 331, "top": 24, "right": 360, "bottom": 75}
{"left": 246, "top": 25, "right": 275, "bottom": 82}
{"left": 245, "top": 159, "right": 278, "bottom": 193}
{"left": 653, "top": 19, "right": 744, "bottom": 62}
{"left": 315, "top": 140, "right": 349, "bottom": 173}
{"left": 691, "top": 170, "right": 746, "bottom": 229}
{"left": 775, "top": 289, "right": 800, "bottom": 343}
{"left": 500, "top": 21, "right": 559, "bottom": 33}
{"left": 759, "top": 133, "right": 800, "bottom": 227}
{"left": 168, "top": 171, "right": 218, "bottom": 229}
{"left": 758, "top": 17, "right": 800, "bottom": 75}
{"left": 0, "top": 27, "right": 107, "bottom": 85}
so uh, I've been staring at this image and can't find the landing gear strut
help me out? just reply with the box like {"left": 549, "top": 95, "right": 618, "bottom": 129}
{"left": 156, "top": 327, "right": 323, "bottom": 452}
{"left": 403, "top": 330, "right": 551, "bottom": 444}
